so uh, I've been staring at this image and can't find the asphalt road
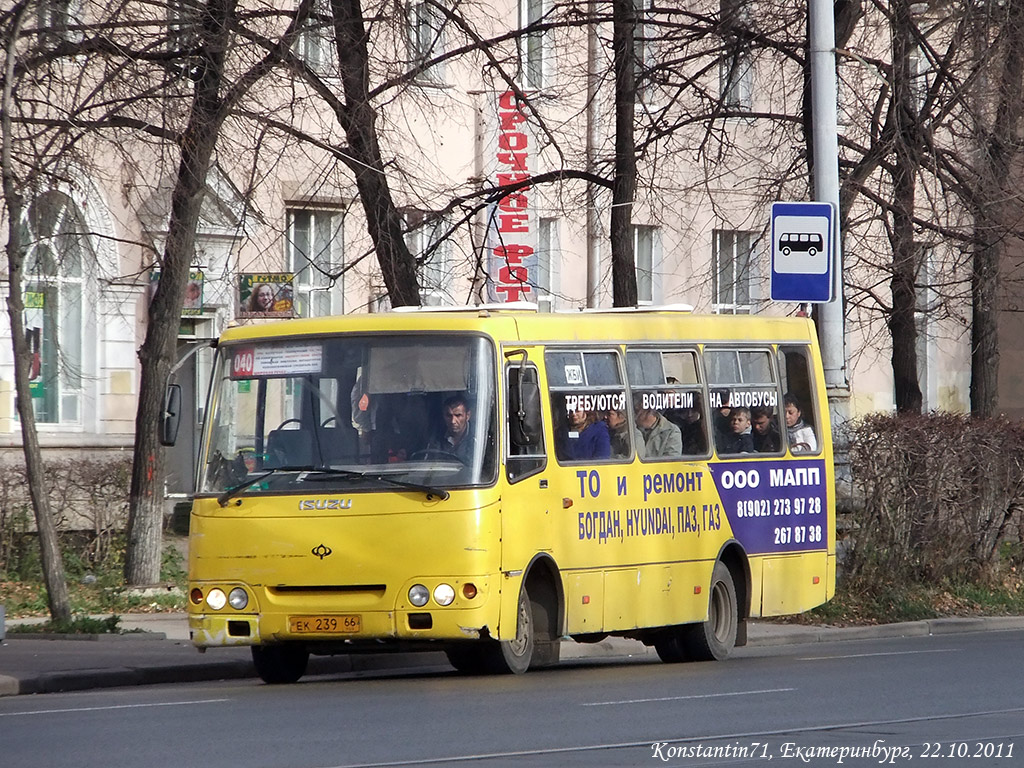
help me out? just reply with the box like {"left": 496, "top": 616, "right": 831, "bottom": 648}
{"left": 1, "top": 629, "right": 1022, "bottom": 768}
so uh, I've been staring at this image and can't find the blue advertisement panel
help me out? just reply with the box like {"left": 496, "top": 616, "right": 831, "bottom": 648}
{"left": 708, "top": 459, "right": 828, "bottom": 555}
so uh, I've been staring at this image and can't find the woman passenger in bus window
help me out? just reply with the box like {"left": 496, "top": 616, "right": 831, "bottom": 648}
{"left": 784, "top": 394, "right": 818, "bottom": 453}
{"left": 561, "top": 408, "right": 611, "bottom": 460}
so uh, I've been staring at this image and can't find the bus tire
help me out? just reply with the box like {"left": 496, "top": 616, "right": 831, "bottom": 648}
{"left": 445, "top": 645, "right": 490, "bottom": 674}
{"left": 682, "top": 561, "right": 738, "bottom": 661}
{"left": 653, "top": 631, "right": 688, "bottom": 664}
{"left": 251, "top": 645, "right": 309, "bottom": 684}
{"left": 495, "top": 584, "right": 536, "bottom": 674}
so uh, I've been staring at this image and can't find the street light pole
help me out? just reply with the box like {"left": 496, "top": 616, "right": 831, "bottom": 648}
{"left": 809, "top": 0, "right": 850, "bottom": 428}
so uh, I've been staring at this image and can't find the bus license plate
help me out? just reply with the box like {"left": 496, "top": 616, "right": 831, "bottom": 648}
{"left": 289, "top": 615, "right": 361, "bottom": 634}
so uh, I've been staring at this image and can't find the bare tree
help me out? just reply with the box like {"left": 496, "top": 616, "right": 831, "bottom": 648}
{"left": 127, "top": 0, "right": 313, "bottom": 583}
{"left": 969, "top": 0, "right": 1024, "bottom": 416}
{"left": 0, "top": 1, "right": 70, "bottom": 622}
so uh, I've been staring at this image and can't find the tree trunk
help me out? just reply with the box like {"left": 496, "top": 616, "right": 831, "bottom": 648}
{"left": 888, "top": 0, "right": 922, "bottom": 414}
{"left": 970, "top": 0, "right": 1024, "bottom": 417}
{"left": 610, "top": 0, "right": 638, "bottom": 307}
{"left": 125, "top": 0, "right": 240, "bottom": 584}
{"left": 330, "top": 0, "right": 420, "bottom": 307}
{"left": 0, "top": 4, "right": 71, "bottom": 621}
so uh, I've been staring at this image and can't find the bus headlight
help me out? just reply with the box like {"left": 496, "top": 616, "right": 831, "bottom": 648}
{"left": 228, "top": 588, "right": 249, "bottom": 610}
{"left": 206, "top": 588, "right": 227, "bottom": 611}
{"left": 409, "top": 584, "right": 429, "bottom": 607}
{"left": 433, "top": 584, "right": 455, "bottom": 606}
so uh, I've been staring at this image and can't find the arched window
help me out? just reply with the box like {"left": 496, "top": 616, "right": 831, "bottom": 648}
{"left": 22, "top": 190, "right": 88, "bottom": 424}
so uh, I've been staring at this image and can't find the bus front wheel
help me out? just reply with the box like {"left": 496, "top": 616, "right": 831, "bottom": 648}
{"left": 251, "top": 645, "right": 309, "bottom": 684}
{"left": 495, "top": 584, "right": 536, "bottom": 674}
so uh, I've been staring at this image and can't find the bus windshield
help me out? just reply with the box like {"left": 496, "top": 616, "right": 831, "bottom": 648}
{"left": 199, "top": 334, "right": 496, "bottom": 496}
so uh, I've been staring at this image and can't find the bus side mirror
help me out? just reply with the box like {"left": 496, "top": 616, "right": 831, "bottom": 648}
{"left": 160, "top": 384, "right": 182, "bottom": 447}
{"left": 510, "top": 375, "right": 542, "bottom": 447}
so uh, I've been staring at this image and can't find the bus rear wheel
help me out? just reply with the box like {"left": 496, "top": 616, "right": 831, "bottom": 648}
{"left": 655, "top": 561, "right": 738, "bottom": 663}
{"left": 682, "top": 561, "right": 738, "bottom": 661}
{"left": 251, "top": 645, "right": 309, "bottom": 684}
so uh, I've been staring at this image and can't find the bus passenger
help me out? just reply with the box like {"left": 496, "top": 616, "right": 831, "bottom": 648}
{"left": 634, "top": 398, "right": 682, "bottom": 458}
{"left": 561, "top": 408, "right": 611, "bottom": 460}
{"left": 607, "top": 408, "right": 646, "bottom": 459}
{"left": 718, "top": 406, "right": 755, "bottom": 454}
{"left": 784, "top": 394, "right": 818, "bottom": 453}
{"left": 751, "top": 406, "right": 781, "bottom": 453}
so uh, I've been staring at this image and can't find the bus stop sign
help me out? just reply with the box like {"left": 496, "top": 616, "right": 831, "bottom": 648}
{"left": 770, "top": 201, "right": 834, "bottom": 303}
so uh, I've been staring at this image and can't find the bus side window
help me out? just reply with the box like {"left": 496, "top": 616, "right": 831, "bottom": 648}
{"left": 705, "top": 348, "right": 782, "bottom": 456}
{"left": 507, "top": 364, "right": 545, "bottom": 483}
{"left": 778, "top": 346, "right": 820, "bottom": 454}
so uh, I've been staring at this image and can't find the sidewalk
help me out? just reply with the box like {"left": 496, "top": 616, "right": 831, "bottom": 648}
{"left": 2, "top": 613, "right": 1023, "bottom": 697}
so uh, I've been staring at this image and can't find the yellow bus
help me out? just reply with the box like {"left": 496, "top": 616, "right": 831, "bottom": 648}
{"left": 174, "top": 305, "right": 835, "bottom": 683}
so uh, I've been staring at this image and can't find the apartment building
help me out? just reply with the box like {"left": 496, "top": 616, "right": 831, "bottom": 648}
{"left": 1, "top": 0, "right": 1008, "bottom": 489}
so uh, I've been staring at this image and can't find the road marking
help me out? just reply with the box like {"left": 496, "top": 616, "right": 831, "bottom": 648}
{"left": 583, "top": 687, "right": 796, "bottom": 706}
{"left": 0, "top": 698, "right": 229, "bottom": 718}
{"left": 322, "top": 707, "right": 1024, "bottom": 768}
{"left": 798, "top": 648, "right": 959, "bottom": 661}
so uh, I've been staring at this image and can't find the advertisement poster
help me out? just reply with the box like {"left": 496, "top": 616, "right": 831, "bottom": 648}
{"left": 238, "top": 273, "right": 294, "bottom": 319}
{"left": 24, "top": 291, "right": 44, "bottom": 397}
{"left": 183, "top": 270, "right": 204, "bottom": 315}
{"left": 150, "top": 269, "right": 205, "bottom": 316}
{"left": 483, "top": 90, "right": 538, "bottom": 303}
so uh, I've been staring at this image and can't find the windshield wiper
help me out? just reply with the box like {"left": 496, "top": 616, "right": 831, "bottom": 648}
{"left": 218, "top": 468, "right": 281, "bottom": 507}
{"left": 303, "top": 467, "right": 450, "bottom": 501}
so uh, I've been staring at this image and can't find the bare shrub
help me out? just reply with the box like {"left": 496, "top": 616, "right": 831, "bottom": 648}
{"left": 0, "top": 453, "right": 133, "bottom": 576}
{"left": 847, "top": 414, "right": 1024, "bottom": 585}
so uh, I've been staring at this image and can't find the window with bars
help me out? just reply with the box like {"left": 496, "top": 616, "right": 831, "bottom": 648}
{"left": 712, "top": 229, "right": 754, "bottom": 314}
{"left": 286, "top": 209, "right": 343, "bottom": 318}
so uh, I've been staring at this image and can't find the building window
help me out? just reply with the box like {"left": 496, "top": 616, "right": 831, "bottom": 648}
{"left": 286, "top": 209, "right": 343, "bottom": 318}
{"left": 536, "top": 217, "right": 559, "bottom": 311}
{"left": 22, "top": 191, "right": 88, "bottom": 425}
{"left": 915, "top": 246, "right": 934, "bottom": 409}
{"left": 404, "top": 210, "right": 450, "bottom": 305}
{"left": 633, "top": 224, "right": 659, "bottom": 304}
{"left": 719, "top": 0, "right": 752, "bottom": 110}
{"left": 167, "top": 0, "right": 197, "bottom": 54}
{"left": 296, "top": 0, "right": 336, "bottom": 76}
{"left": 37, "top": 0, "right": 80, "bottom": 45}
{"left": 408, "top": 0, "right": 447, "bottom": 82}
{"left": 712, "top": 229, "right": 753, "bottom": 314}
{"left": 519, "top": 0, "right": 549, "bottom": 90}
{"left": 633, "top": 0, "right": 655, "bottom": 103}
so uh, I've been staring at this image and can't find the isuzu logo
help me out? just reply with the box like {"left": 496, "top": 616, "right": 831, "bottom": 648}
{"left": 298, "top": 498, "right": 353, "bottom": 510}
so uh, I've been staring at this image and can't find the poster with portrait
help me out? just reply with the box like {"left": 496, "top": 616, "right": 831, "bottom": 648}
{"left": 150, "top": 269, "right": 205, "bottom": 316}
{"left": 24, "top": 291, "right": 44, "bottom": 397}
{"left": 183, "top": 270, "right": 204, "bottom": 315}
{"left": 238, "top": 273, "right": 294, "bottom": 319}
